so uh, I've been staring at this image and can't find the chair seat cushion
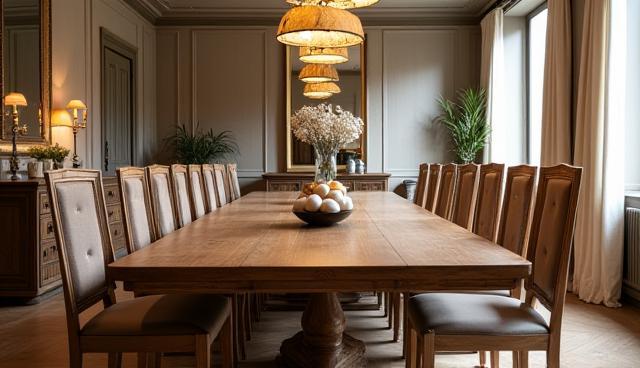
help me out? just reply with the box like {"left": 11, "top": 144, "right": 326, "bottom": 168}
{"left": 82, "top": 294, "right": 230, "bottom": 337}
{"left": 408, "top": 293, "right": 549, "bottom": 336}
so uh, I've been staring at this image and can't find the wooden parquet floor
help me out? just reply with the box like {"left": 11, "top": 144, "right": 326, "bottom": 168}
{"left": 1, "top": 288, "right": 639, "bottom": 367}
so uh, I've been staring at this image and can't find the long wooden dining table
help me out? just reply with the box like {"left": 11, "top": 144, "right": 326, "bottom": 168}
{"left": 108, "top": 191, "right": 531, "bottom": 367}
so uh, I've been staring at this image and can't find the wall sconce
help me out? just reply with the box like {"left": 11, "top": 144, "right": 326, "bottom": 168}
{"left": 65, "top": 100, "right": 87, "bottom": 168}
{"left": 5, "top": 92, "right": 28, "bottom": 180}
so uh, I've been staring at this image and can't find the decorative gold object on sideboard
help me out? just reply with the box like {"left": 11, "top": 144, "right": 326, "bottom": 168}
{"left": 263, "top": 172, "right": 389, "bottom": 192}
{"left": 0, "top": 177, "right": 126, "bottom": 301}
{"left": 4, "top": 93, "right": 29, "bottom": 179}
{"left": 65, "top": 100, "right": 88, "bottom": 168}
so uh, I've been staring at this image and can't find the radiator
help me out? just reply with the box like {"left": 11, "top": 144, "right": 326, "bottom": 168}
{"left": 624, "top": 207, "right": 640, "bottom": 298}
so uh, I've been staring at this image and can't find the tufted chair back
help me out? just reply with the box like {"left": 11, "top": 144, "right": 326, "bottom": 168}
{"left": 450, "top": 163, "right": 480, "bottom": 229}
{"left": 434, "top": 163, "right": 457, "bottom": 219}
{"left": 201, "top": 164, "right": 220, "bottom": 211}
{"left": 116, "top": 167, "right": 157, "bottom": 253}
{"left": 496, "top": 165, "right": 537, "bottom": 257}
{"left": 213, "top": 164, "right": 228, "bottom": 205}
{"left": 187, "top": 164, "right": 207, "bottom": 219}
{"left": 414, "top": 163, "right": 429, "bottom": 207}
{"left": 45, "top": 169, "right": 116, "bottom": 321}
{"left": 145, "top": 165, "right": 178, "bottom": 238}
{"left": 227, "top": 163, "right": 241, "bottom": 201}
{"left": 424, "top": 164, "right": 441, "bottom": 212}
{"left": 472, "top": 163, "right": 505, "bottom": 242}
{"left": 170, "top": 164, "right": 193, "bottom": 227}
{"left": 525, "top": 164, "right": 581, "bottom": 316}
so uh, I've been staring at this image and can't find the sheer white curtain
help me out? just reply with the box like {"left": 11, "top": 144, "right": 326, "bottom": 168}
{"left": 480, "top": 8, "right": 505, "bottom": 163}
{"left": 572, "top": 0, "right": 626, "bottom": 307}
{"left": 540, "top": 0, "right": 572, "bottom": 165}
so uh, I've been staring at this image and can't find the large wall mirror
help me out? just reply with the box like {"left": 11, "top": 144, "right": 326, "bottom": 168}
{"left": 0, "top": 0, "right": 51, "bottom": 148}
{"left": 286, "top": 42, "right": 367, "bottom": 172}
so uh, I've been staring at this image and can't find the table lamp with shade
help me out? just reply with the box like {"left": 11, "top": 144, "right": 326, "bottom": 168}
{"left": 65, "top": 100, "right": 87, "bottom": 168}
{"left": 5, "top": 92, "right": 28, "bottom": 180}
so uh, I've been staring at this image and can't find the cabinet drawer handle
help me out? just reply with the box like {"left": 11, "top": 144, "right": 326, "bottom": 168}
{"left": 43, "top": 202, "right": 49, "bottom": 209}
{"left": 107, "top": 190, "right": 115, "bottom": 198}
{"left": 108, "top": 210, "right": 114, "bottom": 217}
{"left": 47, "top": 223, "right": 54, "bottom": 234}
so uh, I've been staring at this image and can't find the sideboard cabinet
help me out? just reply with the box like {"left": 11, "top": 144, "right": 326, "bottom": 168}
{"left": 0, "top": 177, "right": 126, "bottom": 301}
{"left": 262, "top": 172, "right": 391, "bottom": 192}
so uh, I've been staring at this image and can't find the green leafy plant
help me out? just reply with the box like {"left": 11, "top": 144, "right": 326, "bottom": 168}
{"left": 167, "top": 124, "right": 238, "bottom": 164}
{"left": 437, "top": 88, "right": 490, "bottom": 164}
{"left": 44, "top": 144, "right": 70, "bottom": 163}
{"left": 27, "top": 146, "right": 48, "bottom": 161}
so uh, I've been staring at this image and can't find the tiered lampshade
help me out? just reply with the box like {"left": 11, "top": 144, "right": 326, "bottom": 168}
{"left": 304, "top": 82, "right": 341, "bottom": 99}
{"left": 299, "top": 64, "right": 339, "bottom": 83}
{"left": 4, "top": 92, "right": 28, "bottom": 107}
{"left": 299, "top": 46, "right": 349, "bottom": 64}
{"left": 277, "top": 5, "right": 364, "bottom": 48}
{"left": 286, "top": 0, "right": 380, "bottom": 9}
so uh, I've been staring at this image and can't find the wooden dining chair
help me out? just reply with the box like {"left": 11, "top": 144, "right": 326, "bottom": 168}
{"left": 116, "top": 167, "right": 157, "bottom": 253}
{"left": 170, "top": 164, "right": 193, "bottom": 227}
{"left": 202, "top": 164, "right": 220, "bottom": 212}
{"left": 434, "top": 163, "right": 457, "bottom": 219}
{"left": 414, "top": 163, "right": 429, "bottom": 207}
{"left": 424, "top": 164, "right": 441, "bottom": 211}
{"left": 472, "top": 163, "right": 505, "bottom": 242}
{"left": 406, "top": 164, "right": 582, "bottom": 368}
{"left": 45, "top": 169, "right": 233, "bottom": 368}
{"left": 450, "top": 163, "right": 480, "bottom": 230}
{"left": 145, "top": 165, "right": 179, "bottom": 238}
{"left": 227, "top": 163, "right": 241, "bottom": 201}
{"left": 187, "top": 164, "right": 208, "bottom": 219}
{"left": 213, "top": 164, "right": 230, "bottom": 205}
{"left": 497, "top": 165, "right": 538, "bottom": 257}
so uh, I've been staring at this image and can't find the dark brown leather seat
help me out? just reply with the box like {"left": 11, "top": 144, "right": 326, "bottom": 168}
{"left": 408, "top": 293, "right": 548, "bottom": 336}
{"left": 82, "top": 294, "right": 231, "bottom": 337}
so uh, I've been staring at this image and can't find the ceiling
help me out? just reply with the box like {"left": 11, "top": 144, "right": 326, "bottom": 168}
{"left": 124, "top": 0, "right": 498, "bottom": 26}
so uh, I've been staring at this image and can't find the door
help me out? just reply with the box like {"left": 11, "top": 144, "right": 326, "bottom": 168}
{"left": 101, "top": 30, "right": 136, "bottom": 176}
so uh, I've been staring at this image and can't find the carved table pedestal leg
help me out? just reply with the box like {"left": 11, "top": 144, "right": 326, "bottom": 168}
{"left": 279, "top": 292, "right": 366, "bottom": 367}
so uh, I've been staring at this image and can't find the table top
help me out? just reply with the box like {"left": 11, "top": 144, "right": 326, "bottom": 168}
{"left": 108, "top": 191, "right": 531, "bottom": 293}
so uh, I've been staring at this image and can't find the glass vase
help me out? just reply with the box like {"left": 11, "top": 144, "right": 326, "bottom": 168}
{"left": 314, "top": 146, "right": 338, "bottom": 183}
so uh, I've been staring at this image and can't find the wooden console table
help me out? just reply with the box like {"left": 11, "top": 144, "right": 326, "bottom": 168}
{"left": 262, "top": 172, "right": 391, "bottom": 192}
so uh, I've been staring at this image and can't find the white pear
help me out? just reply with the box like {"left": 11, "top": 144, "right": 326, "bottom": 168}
{"left": 339, "top": 196, "right": 353, "bottom": 211}
{"left": 304, "top": 194, "right": 323, "bottom": 212}
{"left": 320, "top": 198, "right": 341, "bottom": 213}
{"left": 326, "top": 189, "right": 344, "bottom": 203}
{"left": 313, "top": 183, "right": 331, "bottom": 198}
{"left": 292, "top": 197, "right": 307, "bottom": 212}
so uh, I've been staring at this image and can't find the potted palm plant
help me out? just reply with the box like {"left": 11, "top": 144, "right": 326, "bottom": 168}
{"left": 437, "top": 88, "right": 490, "bottom": 164}
{"left": 167, "top": 124, "right": 238, "bottom": 164}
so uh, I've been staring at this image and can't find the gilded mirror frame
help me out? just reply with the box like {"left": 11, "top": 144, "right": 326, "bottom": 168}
{"left": 0, "top": 0, "right": 52, "bottom": 151}
{"left": 286, "top": 41, "right": 367, "bottom": 173}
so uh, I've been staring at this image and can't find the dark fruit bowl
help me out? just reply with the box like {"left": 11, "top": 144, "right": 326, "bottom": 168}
{"left": 293, "top": 210, "right": 352, "bottom": 226}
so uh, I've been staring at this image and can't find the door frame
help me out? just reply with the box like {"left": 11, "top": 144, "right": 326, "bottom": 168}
{"left": 100, "top": 27, "right": 137, "bottom": 174}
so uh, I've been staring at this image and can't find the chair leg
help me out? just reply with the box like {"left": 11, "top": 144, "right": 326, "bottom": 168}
{"left": 137, "top": 353, "right": 147, "bottom": 368}
{"left": 236, "top": 295, "right": 247, "bottom": 360}
{"left": 220, "top": 316, "right": 235, "bottom": 368}
{"left": 69, "top": 350, "right": 83, "bottom": 368}
{"left": 195, "top": 335, "right": 211, "bottom": 368}
{"left": 386, "top": 292, "right": 392, "bottom": 326}
{"left": 244, "top": 293, "right": 252, "bottom": 341}
{"left": 490, "top": 351, "right": 499, "bottom": 368}
{"left": 518, "top": 351, "right": 529, "bottom": 368}
{"left": 402, "top": 292, "right": 409, "bottom": 358}
{"left": 108, "top": 352, "right": 122, "bottom": 368}
{"left": 512, "top": 351, "right": 519, "bottom": 368}
{"left": 393, "top": 292, "right": 401, "bottom": 342}
{"left": 146, "top": 353, "right": 160, "bottom": 368}
{"left": 421, "top": 330, "right": 435, "bottom": 368}
{"left": 378, "top": 292, "right": 383, "bottom": 310}
{"left": 479, "top": 351, "right": 487, "bottom": 367}
{"left": 406, "top": 322, "right": 417, "bottom": 368}
{"left": 547, "top": 344, "right": 559, "bottom": 368}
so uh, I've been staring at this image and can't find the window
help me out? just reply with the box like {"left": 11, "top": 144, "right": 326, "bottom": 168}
{"left": 527, "top": 5, "right": 548, "bottom": 165}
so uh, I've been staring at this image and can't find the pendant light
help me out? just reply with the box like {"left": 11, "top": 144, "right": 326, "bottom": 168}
{"left": 299, "top": 46, "right": 349, "bottom": 64}
{"left": 304, "top": 82, "right": 341, "bottom": 99}
{"left": 277, "top": 5, "right": 364, "bottom": 48}
{"left": 299, "top": 64, "right": 339, "bottom": 83}
{"left": 286, "top": 0, "right": 380, "bottom": 9}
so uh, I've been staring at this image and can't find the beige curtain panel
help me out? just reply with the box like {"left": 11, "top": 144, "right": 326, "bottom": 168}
{"left": 540, "top": 0, "right": 573, "bottom": 166}
{"left": 480, "top": 8, "right": 505, "bottom": 163}
{"left": 572, "top": 0, "right": 625, "bottom": 307}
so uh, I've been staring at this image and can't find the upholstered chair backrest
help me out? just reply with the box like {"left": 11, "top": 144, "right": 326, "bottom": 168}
{"left": 450, "top": 163, "right": 480, "bottom": 229}
{"left": 145, "top": 165, "right": 178, "bottom": 238}
{"left": 170, "top": 164, "right": 193, "bottom": 227}
{"left": 45, "top": 169, "right": 115, "bottom": 318}
{"left": 187, "top": 164, "right": 207, "bottom": 219}
{"left": 434, "top": 163, "right": 457, "bottom": 219}
{"left": 472, "top": 163, "right": 505, "bottom": 241}
{"left": 201, "top": 164, "right": 219, "bottom": 211}
{"left": 116, "top": 167, "right": 157, "bottom": 253}
{"left": 213, "top": 164, "right": 228, "bottom": 205}
{"left": 414, "top": 163, "right": 429, "bottom": 207}
{"left": 525, "top": 164, "right": 581, "bottom": 315}
{"left": 227, "top": 163, "right": 241, "bottom": 201}
{"left": 425, "top": 164, "right": 441, "bottom": 212}
{"left": 497, "top": 165, "right": 537, "bottom": 257}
